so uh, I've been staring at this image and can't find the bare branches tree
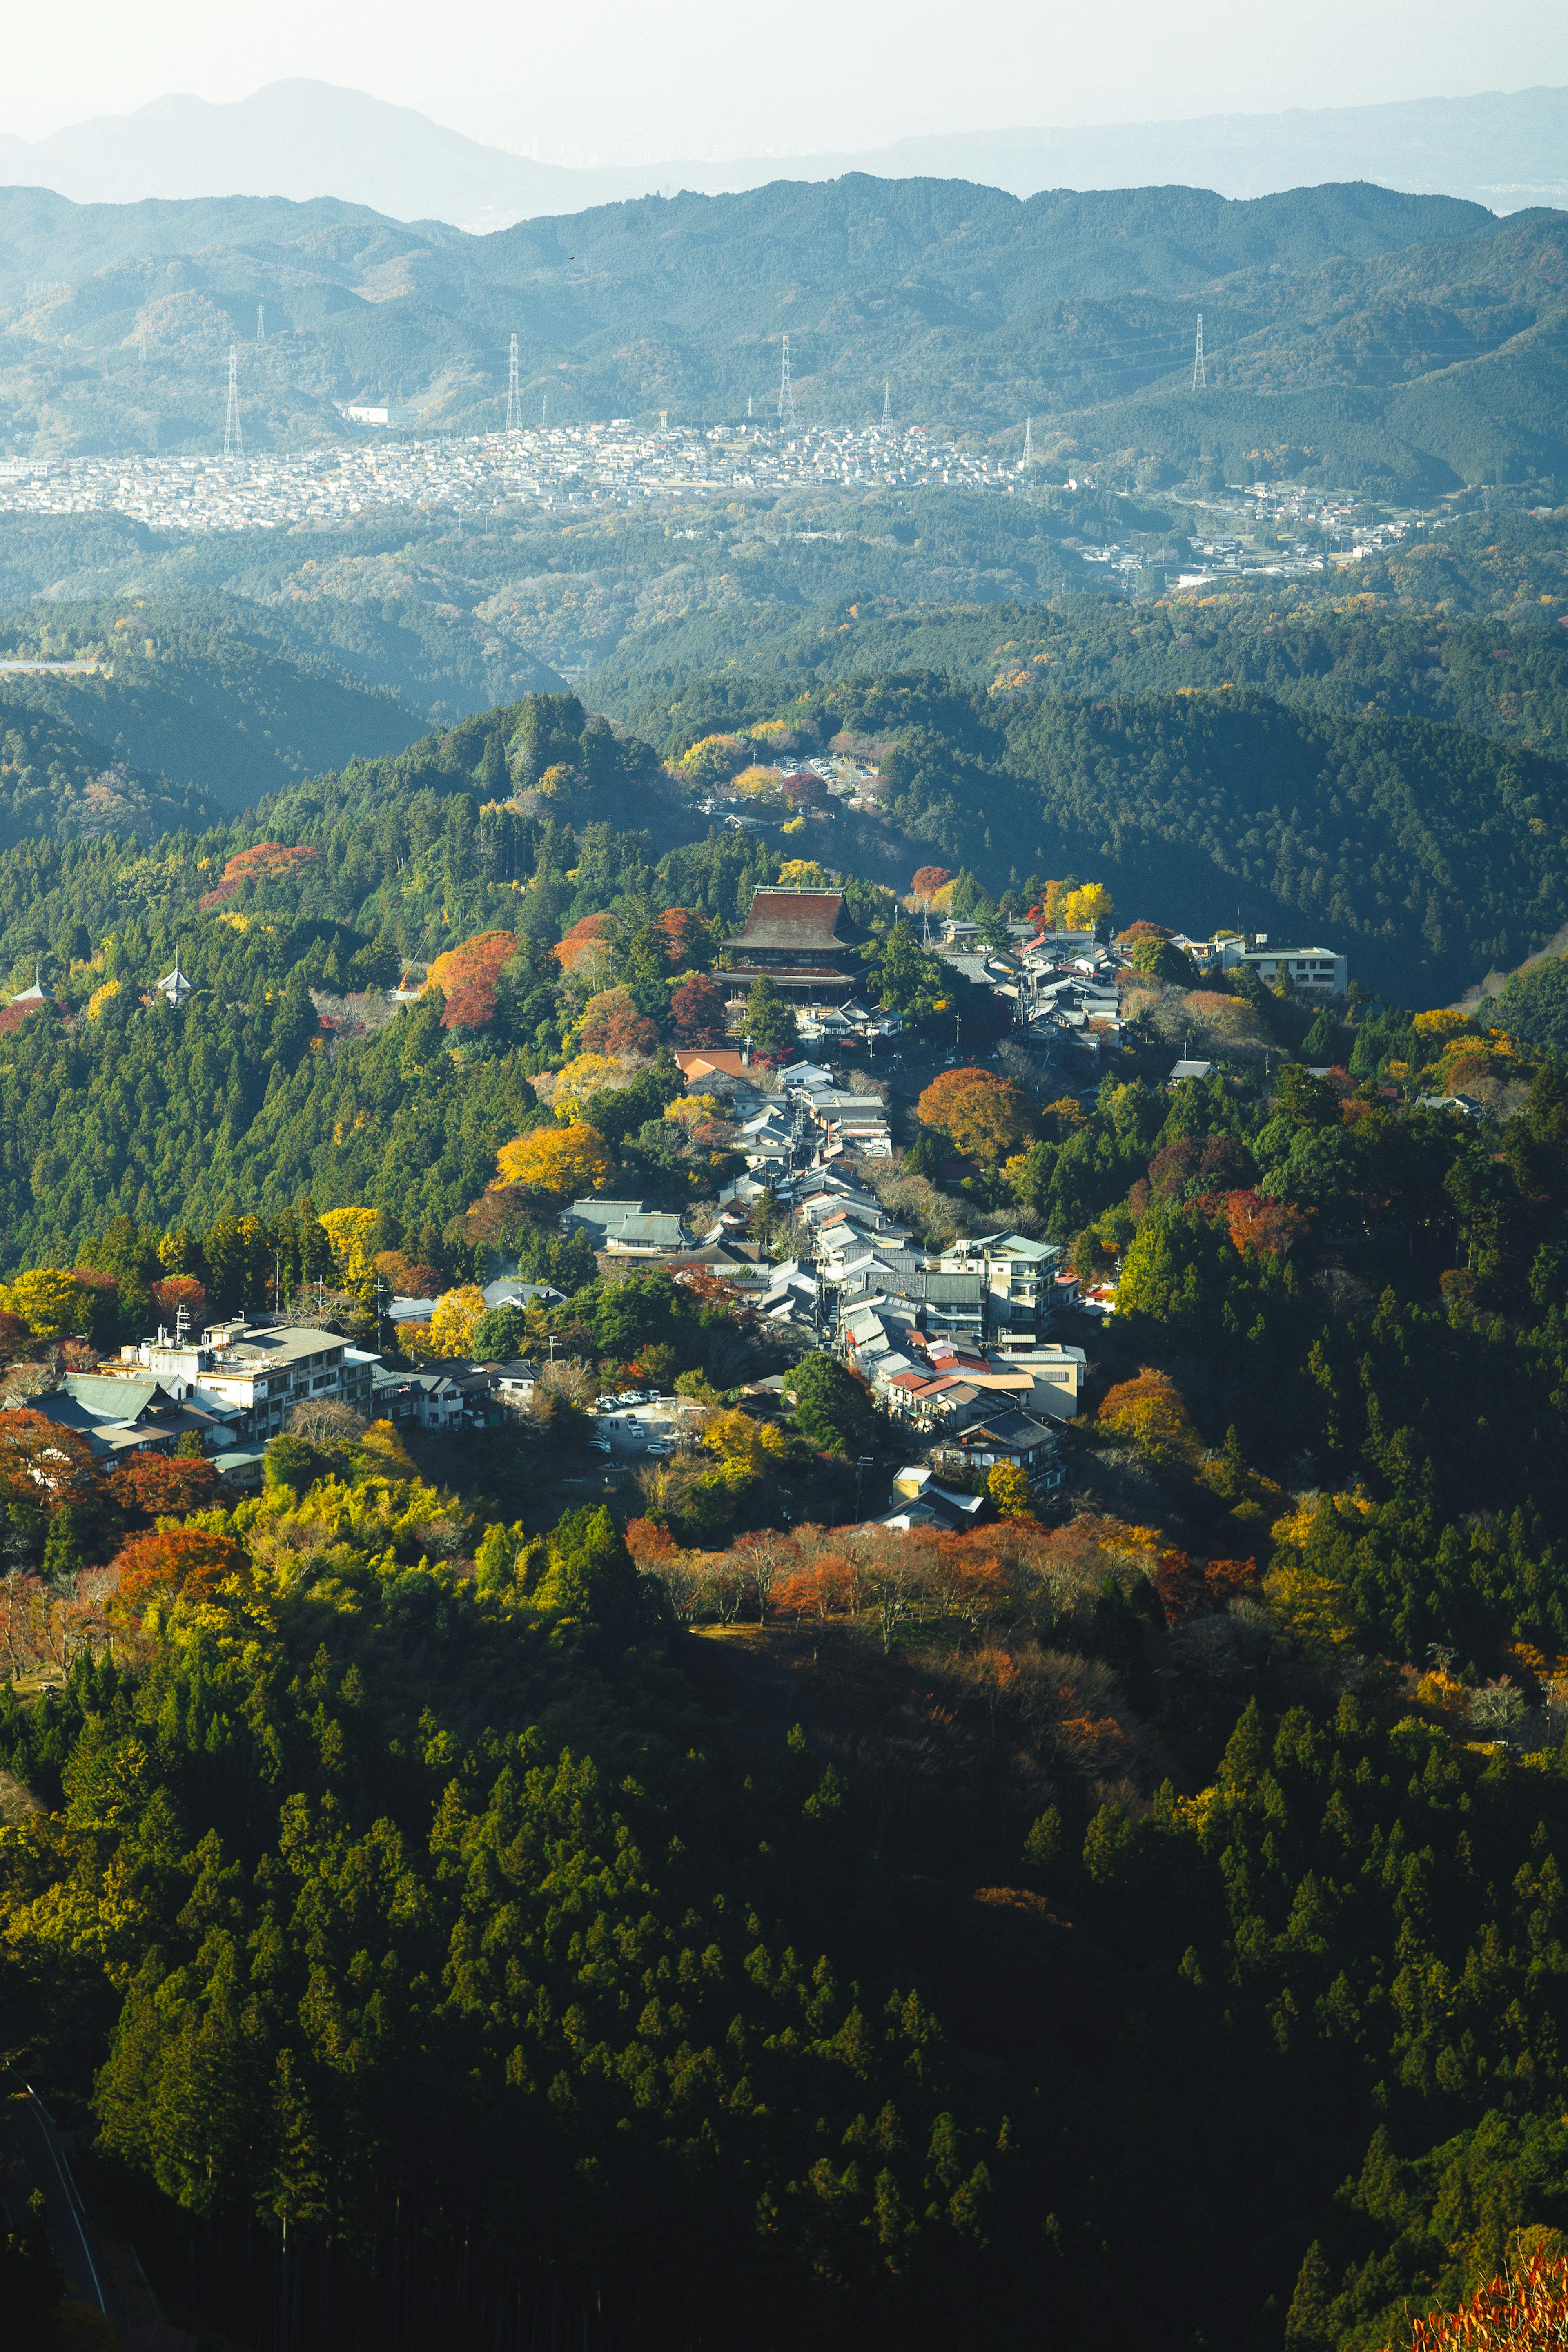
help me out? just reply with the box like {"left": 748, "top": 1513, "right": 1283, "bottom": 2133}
{"left": 285, "top": 1397, "right": 368, "bottom": 1446}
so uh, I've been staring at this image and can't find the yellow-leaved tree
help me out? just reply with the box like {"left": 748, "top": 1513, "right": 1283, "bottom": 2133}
{"left": 493, "top": 1123, "right": 615, "bottom": 1202}
{"left": 410, "top": 1285, "right": 488, "bottom": 1360}
{"left": 319, "top": 1206, "right": 379, "bottom": 1284}
{"left": 986, "top": 1462, "right": 1034, "bottom": 1518}
{"left": 0, "top": 1268, "right": 93, "bottom": 1338}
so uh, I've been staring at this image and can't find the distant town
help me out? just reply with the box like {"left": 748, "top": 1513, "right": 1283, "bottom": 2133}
{"left": 0, "top": 420, "right": 1453, "bottom": 580}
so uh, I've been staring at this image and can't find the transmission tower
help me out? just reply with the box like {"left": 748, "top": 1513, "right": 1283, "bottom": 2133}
{"left": 256, "top": 301, "right": 265, "bottom": 339}
{"left": 223, "top": 345, "right": 243, "bottom": 457}
{"left": 541, "top": 391, "right": 548, "bottom": 426}
{"left": 1022, "top": 415, "right": 1033, "bottom": 470}
{"left": 1192, "top": 312, "right": 1207, "bottom": 392}
{"left": 777, "top": 333, "right": 795, "bottom": 430}
{"left": 506, "top": 332, "right": 521, "bottom": 432}
{"left": 882, "top": 379, "right": 890, "bottom": 427}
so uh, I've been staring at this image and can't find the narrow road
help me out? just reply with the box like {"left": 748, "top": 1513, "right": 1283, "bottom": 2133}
{"left": 1, "top": 2072, "right": 117, "bottom": 2325}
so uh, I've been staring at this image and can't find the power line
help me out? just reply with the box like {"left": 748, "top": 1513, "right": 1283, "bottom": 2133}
{"left": 506, "top": 332, "right": 521, "bottom": 433}
{"left": 223, "top": 345, "right": 243, "bottom": 458}
{"left": 1192, "top": 313, "right": 1207, "bottom": 392}
{"left": 777, "top": 333, "right": 795, "bottom": 430}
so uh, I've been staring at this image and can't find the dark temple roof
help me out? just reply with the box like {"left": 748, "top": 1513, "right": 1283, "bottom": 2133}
{"left": 722, "top": 888, "right": 866, "bottom": 955}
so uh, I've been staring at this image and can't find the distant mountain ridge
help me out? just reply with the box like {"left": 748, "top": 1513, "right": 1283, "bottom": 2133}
{"left": 1, "top": 173, "right": 1565, "bottom": 491}
{"left": 2, "top": 78, "right": 1568, "bottom": 234}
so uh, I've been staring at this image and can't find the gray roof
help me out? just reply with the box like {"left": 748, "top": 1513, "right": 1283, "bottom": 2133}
{"left": 957, "top": 1409, "right": 1055, "bottom": 1449}
{"left": 922, "top": 1272, "right": 985, "bottom": 1305}
{"left": 564, "top": 1197, "right": 647, "bottom": 1229}
{"left": 606, "top": 1213, "right": 687, "bottom": 1245}
{"left": 481, "top": 1277, "right": 562, "bottom": 1309}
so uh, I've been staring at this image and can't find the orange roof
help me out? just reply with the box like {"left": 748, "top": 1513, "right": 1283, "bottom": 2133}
{"left": 675, "top": 1047, "right": 749, "bottom": 1078}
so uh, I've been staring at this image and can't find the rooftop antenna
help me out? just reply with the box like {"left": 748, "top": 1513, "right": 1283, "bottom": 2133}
{"left": 777, "top": 332, "right": 795, "bottom": 430}
{"left": 1022, "top": 415, "right": 1033, "bottom": 470}
{"left": 223, "top": 345, "right": 243, "bottom": 457}
{"left": 506, "top": 331, "right": 521, "bottom": 432}
{"left": 256, "top": 301, "right": 265, "bottom": 340}
{"left": 882, "top": 379, "right": 890, "bottom": 426}
{"left": 1192, "top": 312, "right": 1207, "bottom": 392}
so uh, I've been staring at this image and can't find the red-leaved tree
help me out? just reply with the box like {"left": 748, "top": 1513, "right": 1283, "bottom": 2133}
{"left": 671, "top": 973, "right": 728, "bottom": 1044}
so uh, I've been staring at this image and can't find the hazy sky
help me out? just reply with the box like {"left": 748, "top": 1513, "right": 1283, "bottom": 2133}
{"left": 6, "top": 0, "right": 1568, "bottom": 161}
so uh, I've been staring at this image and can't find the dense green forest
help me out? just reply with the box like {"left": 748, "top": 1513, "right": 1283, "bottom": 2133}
{"left": 12, "top": 864, "right": 1568, "bottom": 2344}
{"left": 4, "top": 174, "right": 1568, "bottom": 489}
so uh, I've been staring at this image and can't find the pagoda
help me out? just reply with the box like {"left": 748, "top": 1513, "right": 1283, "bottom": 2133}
{"left": 716, "top": 887, "right": 866, "bottom": 1010}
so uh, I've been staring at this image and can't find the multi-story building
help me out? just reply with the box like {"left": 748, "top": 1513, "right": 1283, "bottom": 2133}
{"left": 117, "top": 1316, "right": 378, "bottom": 1445}
{"left": 933, "top": 1233, "right": 1062, "bottom": 1345}
{"left": 716, "top": 887, "right": 868, "bottom": 1012}
{"left": 1217, "top": 941, "right": 1348, "bottom": 995}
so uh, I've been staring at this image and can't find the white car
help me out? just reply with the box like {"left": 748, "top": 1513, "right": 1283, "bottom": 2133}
{"left": 644, "top": 1440, "right": 675, "bottom": 1458}
{"left": 587, "top": 1436, "right": 612, "bottom": 1455}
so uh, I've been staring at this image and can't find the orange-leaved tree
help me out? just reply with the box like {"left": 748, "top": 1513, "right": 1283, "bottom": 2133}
{"left": 110, "top": 1525, "right": 250, "bottom": 1616}
{"left": 1401, "top": 2247, "right": 1568, "bottom": 2352}
{"left": 552, "top": 912, "right": 616, "bottom": 979}
{"left": 151, "top": 1273, "right": 208, "bottom": 1326}
{"left": 578, "top": 987, "right": 660, "bottom": 1057}
{"left": 1224, "top": 1189, "right": 1312, "bottom": 1260}
{"left": 493, "top": 1123, "right": 615, "bottom": 1202}
{"left": 424, "top": 930, "right": 518, "bottom": 1030}
{"left": 1097, "top": 1368, "right": 1201, "bottom": 1471}
{"left": 917, "top": 1068, "right": 1036, "bottom": 1162}
{"left": 106, "top": 1452, "right": 222, "bottom": 1527}
{"left": 0, "top": 1407, "right": 98, "bottom": 1509}
{"left": 911, "top": 865, "right": 954, "bottom": 905}
{"left": 198, "top": 842, "right": 321, "bottom": 910}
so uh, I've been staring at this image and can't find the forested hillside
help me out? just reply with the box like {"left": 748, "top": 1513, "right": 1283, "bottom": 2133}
{"left": 4, "top": 173, "right": 1568, "bottom": 489}
{"left": 0, "top": 697, "right": 221, "bottom": 850}
{"left": 0, "top": 595, "right": 429, "bottom": 805}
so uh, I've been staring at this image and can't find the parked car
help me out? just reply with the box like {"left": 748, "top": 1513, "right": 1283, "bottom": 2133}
{"left": 643, "top": 1439, "right": 675, "bottom": 1458}
{"left": 587, "top": 1436, "right": 612, "bottom": 1455}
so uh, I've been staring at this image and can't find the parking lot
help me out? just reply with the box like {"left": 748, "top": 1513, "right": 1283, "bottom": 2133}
{"left": 588, "top": 1396, "right": 704, "bottom": 1462}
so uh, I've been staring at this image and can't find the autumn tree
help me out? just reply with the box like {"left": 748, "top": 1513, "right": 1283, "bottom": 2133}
{"left": 987, "top": 1463, "right": 1034, "bottom": 1518}
{"left": 110, "top": 1525, "right": 249, "bottom": 1615}
{"left": 917, "top": 1068, "right": 1036, "bottom": 1163}
{"left": 424, "top": 930, "right": 520, "bottom": 1032}
{"left": 578, "top": 987, "right": 660, "bottom": 1058}
{"left": 494, "top": 1124, "right": 615, "bottom": 1203}
{"left": 911, "top": 866, "right": 955, "bottom": 905}
{"left": 0, "top": 1407, "right": 97, "bottom": 1509}
{"left": 1096, "top": 1368, "right": 1201, "bottom": 1470}
{"left": 106, "top": 1452, "right": 221, "bottom": 1526}
{"left": 671, "top": 973, "right": 727, "bottom": 1044}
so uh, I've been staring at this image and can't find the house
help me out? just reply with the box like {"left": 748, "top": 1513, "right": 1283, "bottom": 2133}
{"left": 371, "top": 1364, "right": 466, "bottom": 1433}
{"left": 1167, "top": 1058, "right": 1216, "bottom": 1085}
{"left": 481, "top": 1275, "right": 564, "bottom": 1311}
{"left": 880, "top": 1466, "right": 987, "bottom": 1531}
{"left": 715, "top": 885, "right": 868, "bottom": 1010}
{"left": 3, "top": 1371, "right": 235, "bottom": 1465}
{"left": 940, "top": 1409, "right": 1063, "bottom": 1493}
{"left": 1001, "top": 1344, "right": 1087, "bottom": 1420}
{"left": 675, "top": 1046, "right": 752, "bottom": 1082}
{"left": 562, "top": 1198, "right": 689, "bottom": 1253}
{"left": 1217, "top": 941, "right": 1348, "bottom": 995}
{"left": 920, "top": 1271, "right": 986, "bottom": 1346}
